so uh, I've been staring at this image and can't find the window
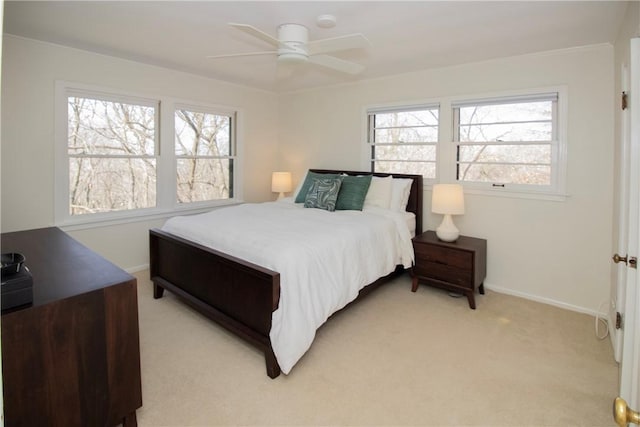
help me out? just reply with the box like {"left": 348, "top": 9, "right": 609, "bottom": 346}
{"left": 367, "top": 105, "right": 439, "bottom": 179}
{"left": 453, "top": 93, "right": 560, "bottom": 192}
{"left": 366, "top": 89, "right": 566, "bottom": 198}
{"left": 175, "top": 107, "right": 235, "bottom": 203}
{"left": 56, "top": 83, "right": 241, "bottom": 227}
{"left": 67, "top": 93, "right": 158, "bottom": 215}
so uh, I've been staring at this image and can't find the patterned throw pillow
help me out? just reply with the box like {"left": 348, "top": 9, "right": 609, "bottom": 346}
{"left": 304, "top": 178, "right": 343, "bottom": 211}
{"left": 294, "top": 171, "right": 340, "bottom": 203}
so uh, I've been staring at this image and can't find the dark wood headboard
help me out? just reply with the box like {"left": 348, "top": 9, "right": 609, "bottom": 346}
{"left": 309, "top": 169, "right": 423, "bottom": 235}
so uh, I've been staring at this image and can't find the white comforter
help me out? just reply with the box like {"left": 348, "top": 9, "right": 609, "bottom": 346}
{"left": 162, "top": 200, "right": 414, "bottom": 374}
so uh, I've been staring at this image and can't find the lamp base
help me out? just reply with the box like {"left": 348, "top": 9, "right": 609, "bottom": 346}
{"left": 436, "top": 214, "right": 459, "bottom": 242}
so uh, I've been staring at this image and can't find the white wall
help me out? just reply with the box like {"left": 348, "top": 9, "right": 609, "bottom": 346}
{"left": 278, "top": 45, "right": 615, "bottom": 314}
{"left": 1, "top": 35, "right": 617, "bottom": 314}
{"left": 1, "top": 35, "right": 279, "bottom": 269}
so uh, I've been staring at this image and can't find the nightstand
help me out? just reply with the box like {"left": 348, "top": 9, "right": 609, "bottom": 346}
{"left": 411, "top": 230, "right": 487, "bottom": 309}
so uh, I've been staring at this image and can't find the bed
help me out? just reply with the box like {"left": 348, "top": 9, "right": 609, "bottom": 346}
{"left": 149, "top": 169, "right": 423, "bottom": 378}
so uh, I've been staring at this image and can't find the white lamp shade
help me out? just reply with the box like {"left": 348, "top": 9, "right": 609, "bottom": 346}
{"left": 432, "top": 184, "right": 464, "bottom": 242}
{"left": 271, "top": 172, "right": 292, "bottom": 193}
{"left": 431, "top": 184, "right": 465, "bottom": 215}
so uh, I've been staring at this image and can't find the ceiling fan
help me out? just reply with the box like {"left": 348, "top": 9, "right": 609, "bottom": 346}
{"left": 207, "top": 22, "right": 370, "bottom": 75}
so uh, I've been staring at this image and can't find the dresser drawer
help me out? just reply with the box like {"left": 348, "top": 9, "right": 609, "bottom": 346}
{"left": 413, "top": 262, "right": 473, "bottom": 287}
{"left": 414, "top": 243, "right": 472, "bottom": 270}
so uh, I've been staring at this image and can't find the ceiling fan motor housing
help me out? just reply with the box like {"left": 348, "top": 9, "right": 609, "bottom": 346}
{"left": 277, "top": 23, "right": 309, "bottom": 62}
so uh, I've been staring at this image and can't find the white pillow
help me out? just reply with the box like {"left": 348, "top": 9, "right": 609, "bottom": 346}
{"left": 390, "top": 177, "right": 413, "bottom": 212}
{"left": 363, "top": 176, "right": 393, "bottom": 209}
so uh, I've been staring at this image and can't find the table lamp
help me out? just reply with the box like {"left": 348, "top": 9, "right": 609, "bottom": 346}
{"left": 432, "top": 184, "right": 465, "bottom": 242}
{"left": 271, "top": 172, "right": 292, "bottom": 200}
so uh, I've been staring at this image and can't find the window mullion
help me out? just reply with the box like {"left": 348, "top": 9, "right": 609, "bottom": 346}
{"left": 459, "top": 161, "right": 551, "bottom": 167}
{"left": 438, "top": 99, "right": 454, "bottom": 183}
{"left": 157, "top": 101, "right": 176, "bottom": 209}
{"left": 456, "top": 140, "right": 555, "bottom": 146}
{"left": 69, "top": 154, "right": 156, "bottom": 159}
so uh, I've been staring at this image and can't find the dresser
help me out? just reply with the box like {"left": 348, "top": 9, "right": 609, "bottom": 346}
{"left": 411, "top": 230, "right": 487, "bottom": 309}
{"left": 1, "top": 227, "right": 142, "bottom": 426}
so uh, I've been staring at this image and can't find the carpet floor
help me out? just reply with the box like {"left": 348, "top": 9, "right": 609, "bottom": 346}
{"left": 133, "top": 270, "right": 617, "bottom": 426}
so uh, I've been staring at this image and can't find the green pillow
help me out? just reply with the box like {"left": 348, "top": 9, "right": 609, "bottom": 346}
{"left": 304, "top": 178, "right": 343, "bottom": 212}
{"left": 294, "top": 171, "right": 340, "bottom": 203}
{"left": 336, "top": 175, "right": 372, "bottom": 211}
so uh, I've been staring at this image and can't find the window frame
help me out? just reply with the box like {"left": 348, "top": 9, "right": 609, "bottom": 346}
{"left": 451, "top": 91, "right": 566, "bottom": 197}
{"left": 55, "top": 81, "right": 243, "bottom": 229}
{"left": 173, "top": 103, "right": 237, "bottom": 206}
{"left": 365, "top": 102, "right": 441, "bottom": 184}
{"left": 65, "top": 89, "right": 160, "bottom": 217}
{"left": 363, "top": 87, "right": 568, "bottom": 201}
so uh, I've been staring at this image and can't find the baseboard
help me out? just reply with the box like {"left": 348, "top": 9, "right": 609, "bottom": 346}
{"left": 125, "top": 263, "right": 150, "bottom": 274}
{"left": 484, "top": 282, "right": 607, "bottom": 318}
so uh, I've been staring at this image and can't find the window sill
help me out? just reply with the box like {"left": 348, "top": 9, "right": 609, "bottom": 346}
{"left": 458, "top": 187, "right": 569, "bottom": 202}
{"left": 57, "top": 200, "right": 243, "bottom": 232}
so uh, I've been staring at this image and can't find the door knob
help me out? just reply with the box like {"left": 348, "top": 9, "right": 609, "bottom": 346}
{"left": 614, "top": 253, "right": 638, "bottom": 268}
{"left": 614, "top": 397, "right": 640, "bottom": 426}
{"left": 614, "top": 253, "right": 629, "bottom": 264}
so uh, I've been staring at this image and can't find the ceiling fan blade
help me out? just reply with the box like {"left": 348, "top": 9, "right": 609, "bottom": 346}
{"left": 307, "top": 33, "right": 370, "bottom": 56}
{"left": 207, "top": 51, "right": 277, "bottom": 59}
{"left": 276, "top": 62, "right": 295, "bottom": 80}
{"left": 229, "top": 23, "right": 279, "bottom": 47}
{"left": 308, "top": 54, "right": 365, "bottom": 75}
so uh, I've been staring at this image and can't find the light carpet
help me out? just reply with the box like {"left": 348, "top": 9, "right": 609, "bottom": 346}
{"left": 133, "top": 270, "right": 618, "bottom": 426}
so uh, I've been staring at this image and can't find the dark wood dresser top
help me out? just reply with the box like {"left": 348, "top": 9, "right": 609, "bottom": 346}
{"left": 1, "top": 226, "right": 133, "bottom": 307}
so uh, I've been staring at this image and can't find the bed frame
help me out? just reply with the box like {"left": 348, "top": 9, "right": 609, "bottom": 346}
{"left": 149, "top": 169, "right": 423, "bottom": 378}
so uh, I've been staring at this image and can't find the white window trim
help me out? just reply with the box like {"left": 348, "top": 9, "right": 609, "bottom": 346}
{"left": 362, "top": 99, "right": 441, "bottom": 185}
{"left": 54, "top": 81, "right": 244, "bottom": 229}
{"left": 362, "top": 86, "right": 569, "bottom": 201}
{"left": 451, "top": 88, "right": 567, "bottom": 198}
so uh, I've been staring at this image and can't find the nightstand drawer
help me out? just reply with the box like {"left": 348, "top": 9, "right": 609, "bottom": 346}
{"left": 411, "top": 231, "right": 487, "bottom": 309}
{"left": 413, "top": 262, "right": 472, "bottom": 287}
{"left": 414, "top": 244, "right": 472, "bottom": 270}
